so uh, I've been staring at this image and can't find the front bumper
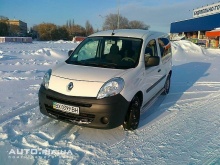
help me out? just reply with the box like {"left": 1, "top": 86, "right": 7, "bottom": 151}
{"left": 38, "top": 86, "right": 130, "bottom": 129}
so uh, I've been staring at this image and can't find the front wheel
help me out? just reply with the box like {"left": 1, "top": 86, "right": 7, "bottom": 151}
{"left": 123, "top": 95, "right": 140, "bottom": 131}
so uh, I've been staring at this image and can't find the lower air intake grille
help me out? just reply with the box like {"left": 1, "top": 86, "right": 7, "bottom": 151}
{"left": 45, "top": 105, "right": 95, "bottom": 124}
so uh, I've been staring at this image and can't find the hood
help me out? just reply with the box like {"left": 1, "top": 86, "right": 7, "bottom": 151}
{"left": 48, "top": 62, "right": 132, "bottom": 97}
{"left": 52, "top": 62, "right": 130, "bottom": 82}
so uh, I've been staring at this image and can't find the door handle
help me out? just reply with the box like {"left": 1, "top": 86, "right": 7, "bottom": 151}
{"left": 158, "top": 69, "right": 161, "bottom": 72}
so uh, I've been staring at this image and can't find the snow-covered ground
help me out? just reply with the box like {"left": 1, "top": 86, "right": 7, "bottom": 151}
{"left": 0, "top": 40, "right": 220, "bottom": 165}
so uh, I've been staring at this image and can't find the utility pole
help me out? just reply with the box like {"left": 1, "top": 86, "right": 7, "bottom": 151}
{"left": 117, "top": 0, "right": 120, "bottom": 29}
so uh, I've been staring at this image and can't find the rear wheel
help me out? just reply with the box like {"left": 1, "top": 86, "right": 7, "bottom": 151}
{"left": 162, "top": 74, "right": 171, "bottom": 95}
{"left": 123, "top": 95, "right": 140, "bottom": 131}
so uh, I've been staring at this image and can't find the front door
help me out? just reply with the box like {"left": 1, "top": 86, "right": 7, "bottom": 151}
{"left": 142, "top": 39, "right": 165, "bottom": 106}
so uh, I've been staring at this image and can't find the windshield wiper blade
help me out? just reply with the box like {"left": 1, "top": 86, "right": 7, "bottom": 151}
{"left": 68, "top": 61, "right": 119, "bottom": 68}
{"left": 69, "top": 61, "right": 85, "bottom": 65}
{"left": 101, "top": 63, "right": 117, "bottom": 68}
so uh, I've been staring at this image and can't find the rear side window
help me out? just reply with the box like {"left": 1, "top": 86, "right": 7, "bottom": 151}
{"left": 145, "top": 39, "right": 158, "bottom": 57}
{"left": 158, "top": 38, "right": 171, "bottom": 58}
{"left": 144, "top": 39, "right": 159, "bottom": 67}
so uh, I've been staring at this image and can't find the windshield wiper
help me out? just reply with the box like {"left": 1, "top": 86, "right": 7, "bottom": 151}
{"left": 84, "top": 62, "right": 100, "bottom": 67}
{"left": 68, "top": 61, "right": 85, "bottom": 65}
{"left": 99, "top": 62, "right": 117, "bottom": 68}
{"left": 68, "top": 61, "right": 121, "bottom": 69}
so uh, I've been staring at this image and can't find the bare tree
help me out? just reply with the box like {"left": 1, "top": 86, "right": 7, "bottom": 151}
{"left": 85, "top": 20, "right": 94, "bottom": 36}
{"left": 103, "top": 14, "right": 129, "bottom": 30}
{"left": 102, "top": 13, "right": 150, "bottom": 31}
{"left": 0, "top": 16, "right": 9, "bottom": 36}
{"left": 129, "top": 20, "right": 150, "bottom": 30}
{"left": 64, "top": 19, "right": 86, "bottom": 38}
{"left": 0, "top": 15, "right": 9, "bottom": 20}
{"left": 9, "top": 24, "right": 20, "bottom": 36}
{"left": 0, "top": 21, "right": 9, "bottom": 36}
{"left": 35, "top": 23, "right": 57, "bottom": 40}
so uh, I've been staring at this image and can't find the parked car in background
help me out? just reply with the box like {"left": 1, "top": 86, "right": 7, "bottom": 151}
{"left": 195, "top": 42, "right": 206, "bottom": 48}
{"left": 72, "top": 36, "right": 86, "bottom": 43}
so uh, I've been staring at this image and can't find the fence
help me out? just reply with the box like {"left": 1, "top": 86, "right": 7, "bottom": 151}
{"left": 0, "top": 37, "right": 32, "bottom": 43}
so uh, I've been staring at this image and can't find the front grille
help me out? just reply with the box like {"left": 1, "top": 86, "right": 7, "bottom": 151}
{"left": 45, "top": 105, "right": 95, "bottom": 124}
{"left": 46, "top": 95, "right": 92, "bottom": 108}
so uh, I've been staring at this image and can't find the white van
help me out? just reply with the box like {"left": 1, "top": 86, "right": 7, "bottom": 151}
{"left": 38, "top": 29, "right": 172, "bottom": 130}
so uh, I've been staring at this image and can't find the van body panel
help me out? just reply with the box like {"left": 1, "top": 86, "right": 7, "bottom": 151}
{"left": 52, "top": 62, "right": 129, "bottom": 82}
{"left": 38, "top": 29, "right": 172, "bottom": 129}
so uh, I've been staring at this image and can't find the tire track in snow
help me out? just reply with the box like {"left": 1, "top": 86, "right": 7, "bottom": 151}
{"left": 98, "top": 92, "right": 220, "bottom": 164}
{"left": 17, "top": 123, "right": 95, "bottom": 164}
{"left": 0, "top": 102, "right": 38, "bottom": 124}
{"left": 24, "top": 117, "right": 53, "bottom": 132}
{"left": 0, "top": 102, "right": 53, "bottom": 138}
{"left": 104, "top": 92, "right": 220, "bottom": 164}
{"left": 140, "top": 81, "right": 220, "bottom": 122}
{"left": 0, "top": 101, "right": 91, "bottom": 163}
{"left": 32, "top": 124, "right": 74, "bottom": 146}
{"left": 0, "top": 102, "right": 56, "bottom": 148}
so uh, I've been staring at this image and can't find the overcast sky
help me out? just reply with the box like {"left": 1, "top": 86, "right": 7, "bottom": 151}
{"left": 0, "top": 0, "right": 219, "bottom": 32}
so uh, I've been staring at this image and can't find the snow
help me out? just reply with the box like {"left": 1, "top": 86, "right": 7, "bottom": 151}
{"left": 0, "top": 40, "right": 220, "bottom": 164}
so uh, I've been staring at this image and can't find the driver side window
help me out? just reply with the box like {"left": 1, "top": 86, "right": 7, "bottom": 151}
{"left": 78, "top": 40, "right": 99, "bottom": 61}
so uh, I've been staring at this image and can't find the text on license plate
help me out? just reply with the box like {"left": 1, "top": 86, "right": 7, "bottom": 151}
{"left": 53, "top": 102, "right": 79, "bottom": 115}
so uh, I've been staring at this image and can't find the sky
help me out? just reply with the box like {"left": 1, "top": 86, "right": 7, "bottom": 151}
{"left": 0, "top": 0, "right": 219, "bottom": 33}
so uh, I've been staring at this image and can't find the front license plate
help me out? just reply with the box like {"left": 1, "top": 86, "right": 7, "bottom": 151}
{"left": 53, "top": 102, "right": 79, "bottom": 115}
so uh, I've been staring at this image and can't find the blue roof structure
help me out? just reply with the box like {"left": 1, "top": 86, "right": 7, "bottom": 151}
{"left": 170, "top": 13, "right": 220, "bottom": 33}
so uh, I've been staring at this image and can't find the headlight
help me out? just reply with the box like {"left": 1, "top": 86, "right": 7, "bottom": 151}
{"left": 42, "top": 69, "right": 52, "bottom": 89}
{"left": 97, "top": 77, "right": 125, "bottom": 99}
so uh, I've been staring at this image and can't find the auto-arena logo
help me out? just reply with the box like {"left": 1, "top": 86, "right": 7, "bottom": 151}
{"left": 8, "top": 148, "right": 73, "bottom": 159}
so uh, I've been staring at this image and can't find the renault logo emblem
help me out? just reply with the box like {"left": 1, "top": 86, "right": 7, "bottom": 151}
{"left": 67, "top": 82, "right": 74, "bottom": 91}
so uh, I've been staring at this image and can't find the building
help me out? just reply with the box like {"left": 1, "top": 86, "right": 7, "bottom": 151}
{"left": 8, "top": 19, "right": 27, "bottom": 37}
{"left": 170, "top": 2, "right": 220, "bottom": 48}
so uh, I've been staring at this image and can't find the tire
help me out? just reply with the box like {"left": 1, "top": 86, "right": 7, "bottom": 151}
{"left": 162, "top": 74, "right": 171, "bottom": 95}
{"left": 123, "top": 95, "right": 141, "bottom": 131}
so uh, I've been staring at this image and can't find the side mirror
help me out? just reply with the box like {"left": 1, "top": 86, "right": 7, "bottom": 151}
{"left": 145, "top": 56, "right": 160, "bottom": 67}
{"left": 68, "top": 50, "right": 74, "bottom": 56}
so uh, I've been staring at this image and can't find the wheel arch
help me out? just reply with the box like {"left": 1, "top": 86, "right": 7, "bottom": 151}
{"left": 135, "top": 91, "right": 143, "bottom": 107}
{"left": 123, "top": 91, "right": 142, "bottom": 131}
{"left": 169, "top": 70, "right": 172, "bottom": 77}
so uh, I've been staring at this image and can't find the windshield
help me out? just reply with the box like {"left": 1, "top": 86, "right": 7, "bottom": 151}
{"left": 66, "top": 36, "right": 143, "bottom": 69}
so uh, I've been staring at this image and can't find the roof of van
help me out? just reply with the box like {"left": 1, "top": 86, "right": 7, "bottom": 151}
{"left": 89, "top": 29, "right": 167, "bottom": 39}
